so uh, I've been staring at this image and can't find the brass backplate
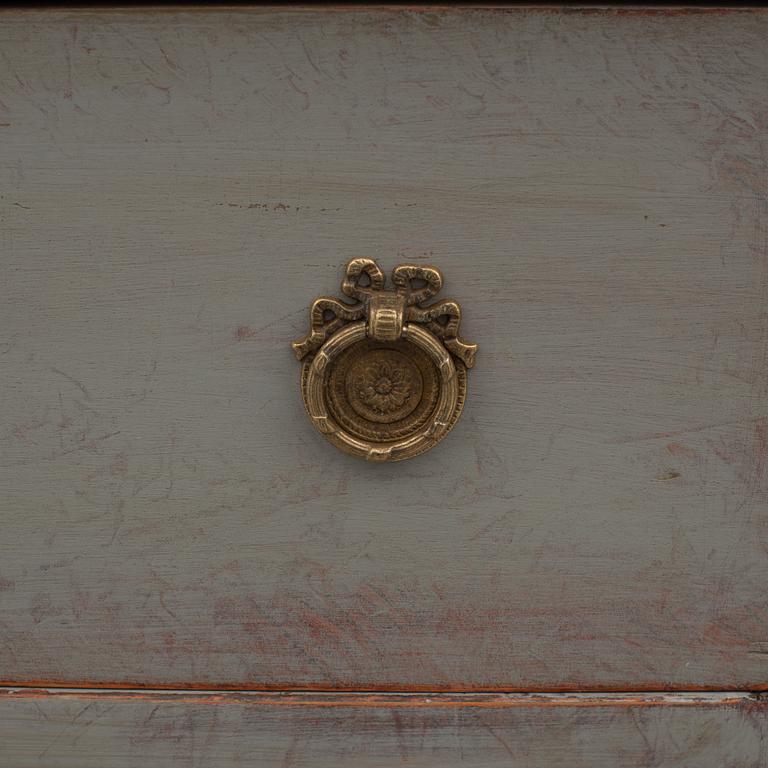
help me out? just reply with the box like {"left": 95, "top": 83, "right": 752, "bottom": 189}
{"left": 292, "top": 258, "right": 477, "bottom": 462}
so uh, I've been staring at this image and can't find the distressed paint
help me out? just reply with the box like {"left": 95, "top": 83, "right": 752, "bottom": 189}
{"left": 0, "top": 7, "right": 767, "bottom": 697}
{"left": 0, "top": 690, "right": 766, "bottom": 767}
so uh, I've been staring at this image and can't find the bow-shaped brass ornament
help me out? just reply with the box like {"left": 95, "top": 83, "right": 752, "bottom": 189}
{"left": 292, "top": 258, "right": 477, "bottom": 461}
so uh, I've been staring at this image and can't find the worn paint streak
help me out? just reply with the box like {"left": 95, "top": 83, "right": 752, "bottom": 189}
{"left": 0, "top": 689, "right": 762, "bottom": 710}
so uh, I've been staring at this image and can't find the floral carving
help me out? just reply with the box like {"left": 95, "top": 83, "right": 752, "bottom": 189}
{"left": 354, "top": 360, "right": 413, "bottom": 415}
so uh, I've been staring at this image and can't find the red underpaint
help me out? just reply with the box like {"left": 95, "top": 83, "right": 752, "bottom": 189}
{"left": 666, "top": 442, "right": 697, "bottom": 459}
{"left": 233, "top": 325, "right": 258, "bottom": 342}
{"left": 0, "top": 689, "right": 762, "bottom": 711}
{"left": 109, "top": 452, "right": 128, "bottom": 477}
{"left": 754, "top": 419, "right": 768, "bottom": 468}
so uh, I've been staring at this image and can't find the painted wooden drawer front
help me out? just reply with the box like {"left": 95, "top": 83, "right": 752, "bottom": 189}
{"left": 1, "top": 7, "right": 767, "bottom": 764}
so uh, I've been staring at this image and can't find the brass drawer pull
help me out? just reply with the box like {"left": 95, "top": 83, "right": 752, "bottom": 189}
{"left": 292, "top": 259, "right": 477, "bottom": 461}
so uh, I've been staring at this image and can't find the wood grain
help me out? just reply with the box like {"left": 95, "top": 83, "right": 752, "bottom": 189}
{"left": 0, "top": 8, "right": 766, "bottom": 690}
{"left": 1, "top": 690, "right": 766, "bottom": 767}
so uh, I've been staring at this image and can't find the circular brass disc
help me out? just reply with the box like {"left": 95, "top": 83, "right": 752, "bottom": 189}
{"left": 327, "top": 338, "right": 439, "bottom": 441}
{"left": 301, "top": 322, "right": 467, "bottom": 462}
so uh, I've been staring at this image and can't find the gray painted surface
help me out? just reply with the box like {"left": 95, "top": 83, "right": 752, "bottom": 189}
{"left": 0, "top": 9, "right": 767, "bottom": 694}
{"left": 1, "top": 691, "right": 766, "bottom": 767}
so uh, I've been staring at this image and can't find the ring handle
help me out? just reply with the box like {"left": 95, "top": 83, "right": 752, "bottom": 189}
{"left": 293, "top": 258, "right": 477, "bottom": 461}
